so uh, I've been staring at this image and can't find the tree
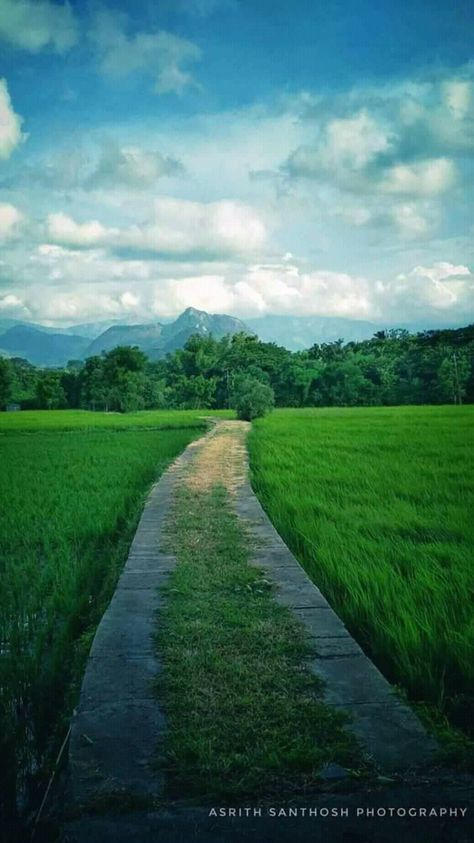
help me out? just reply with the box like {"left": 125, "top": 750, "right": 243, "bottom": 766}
{"left": 438, "top": 352, "right": 470, "bottom": 404}
{"left": 0, "top": 358, "right": 12, "bottom": 409}
{"left": 232, "top": 375, "right": 274, "bottom": 421}
{"left": 79, "top": 356, "right": 109, "bottom": 411}
{"left": 36, "top": 371, "right": 66, "bottom": 409}
{"left": 102, "top": 346, "right": 148, "bottom": 412}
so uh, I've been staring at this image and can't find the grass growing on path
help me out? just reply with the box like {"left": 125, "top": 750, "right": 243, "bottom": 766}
{"left": 0, "top": 414, "right": 203, "bottom": 831}
{"left": 248, "top": 406, "right": 474, "bottom": 737}
{"left": 156, "top": 484, "right": 360, "bottom": 801}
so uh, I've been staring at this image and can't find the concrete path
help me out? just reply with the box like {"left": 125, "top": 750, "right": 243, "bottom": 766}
{"left": 66, "top": 430, "right": 207, "bottom": 807}
{"left": 62, "top": 420, "right": 468, "bottom": 843}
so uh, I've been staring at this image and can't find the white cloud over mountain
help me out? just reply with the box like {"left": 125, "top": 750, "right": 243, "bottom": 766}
{"left": 2, "top": 235, "right": 472, "bottom": 327}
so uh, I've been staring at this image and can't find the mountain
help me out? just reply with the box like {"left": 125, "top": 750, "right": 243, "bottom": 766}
{"left": 0, "top": 318, "right": 73, "bottom": 336}
{"left": 0, "top": 325, "right": 89, "bottom": 366}
{"left": 246, "top": 315, "right": 381, "bottom": 350}
{"left": 1, "top": 309, "right": 467, "bottom": 366}
{"left": 85, "top": 323, "right": 164, "bottom": 357}
{"left": 85, "top": 307, "right": 248, "bottom": 360}
{"left": 63, "top": 319, "right": 146, "bottom": 339}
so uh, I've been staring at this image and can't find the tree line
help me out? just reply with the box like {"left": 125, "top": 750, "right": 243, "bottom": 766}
{"left": 0, "top": 324, "right": 473, "bottom": 414}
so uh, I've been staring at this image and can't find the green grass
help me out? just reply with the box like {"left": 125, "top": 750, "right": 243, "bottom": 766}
{"left": 155, "top": 484, "right": 361, "bottom": 802}
{"left": 249, "top": 406, "right": 474, "bottom": 736}
{"left": 0, "top": 408, "right": 233, "bottom": 433}
{"left": 0, "top": 410, "right": 205, "bottom": 828}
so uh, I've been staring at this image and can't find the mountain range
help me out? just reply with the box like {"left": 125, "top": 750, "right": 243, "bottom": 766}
{"left": 0, "top": 307, "right": 450, "bottom": 367}
{"left": 0, "top": 309, "right": 248, "bottom": 367}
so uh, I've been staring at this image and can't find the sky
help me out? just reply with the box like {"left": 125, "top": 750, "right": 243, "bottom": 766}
{"left": 0, "top": 0, "right": 473, "bottom": 328}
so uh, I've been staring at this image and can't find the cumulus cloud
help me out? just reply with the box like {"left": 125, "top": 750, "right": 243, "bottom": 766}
{"left": 379, "top": 158, "right": 456, "bottom": 196}
{"left": 166, "top": 260, "right": 473, "bottom": 323}
{"left": 1, "top": 238, "right": 472, "bottom": 327}
{"left": 287, "top": 110, "right": 393, "bottom": 182}
{"left": 0, "top": 293, "right": 25, "bottom": 312}
{"left": 281, "top": 68, "right": 473, "bottom": 249}
{"left": 86, "top": 143, "right": 184, "bottom": 190}
{"left": 46, "top": 214, "right": 111, "bottom": 248}
{"left": 0, "top": 202, "right": 24, "bottom": 240}
{"left": 390, "top": 203, "right": 432, "bottom": 238}
{"left": 386, "top": 262, "right": 473, "bottom": 315}
{"left": 46, "top": 197, "right": 268, "bottom": 258}
{"left": 0, "top": 0, "right": 78, "bottom": 53}
{"left": 91, "top": 10, "right": 201, "bottom": 94}
{"left": 0, "top": 79, "right": 26, "bottom": 159}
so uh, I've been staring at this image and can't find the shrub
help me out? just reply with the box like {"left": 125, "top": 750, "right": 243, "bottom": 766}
{"left": 233, "top": 376, "right": 274, "bottom": 421}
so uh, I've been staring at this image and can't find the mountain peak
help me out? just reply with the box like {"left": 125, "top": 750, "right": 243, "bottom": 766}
{"left": 182, "top": 306, "right": 204, "bottom": 317}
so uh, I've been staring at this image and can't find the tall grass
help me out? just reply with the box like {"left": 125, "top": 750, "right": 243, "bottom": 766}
{"left": 0, "top": 408, "right": 232, "bottom": 433}
{"left": 0, "top": 411, "right": 202, "bottom": 831}
{"left": 249, "top": 406, "right": 474, "bottom": 733}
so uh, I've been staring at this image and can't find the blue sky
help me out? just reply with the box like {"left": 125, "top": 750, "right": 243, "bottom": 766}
{"left": 0, "top": 0, "right": 473, "bottom": 326}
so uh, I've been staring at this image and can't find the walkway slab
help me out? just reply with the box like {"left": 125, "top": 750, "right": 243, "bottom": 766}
{"left": 65, "top": 418, "right": 438, "bottom": 835}
{"left": 66, "top": 430, "right": 210, "bottom": 809}
{"left": 234, "top": 430, "right": 437, "bottom": 773}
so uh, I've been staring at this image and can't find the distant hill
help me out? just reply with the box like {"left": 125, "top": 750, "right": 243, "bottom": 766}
{"left": 0, "top": 325, "right": 89, "bottom": 367}
{"left": 246, "top": 315, "right": 380, "bottom": 350}
{"left": 85, "top": 323, "right": 165, "bottom": 357}
{"left": 0, "top": 309, "right": 469, "bottom": 366}
{"left": 84, "top": 308, "right": 248, "bottom": 360}
{"left": 62, "top": 319, "right": 146, "bottom": 339}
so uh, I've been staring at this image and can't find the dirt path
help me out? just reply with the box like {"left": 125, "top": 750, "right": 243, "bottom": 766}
{"left": 63, "top": 420, "right": 471, "bottom": 843}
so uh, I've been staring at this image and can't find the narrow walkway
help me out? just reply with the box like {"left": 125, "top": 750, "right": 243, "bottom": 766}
{"left": 63, "top": 421, "right": 463, "bottom": 843}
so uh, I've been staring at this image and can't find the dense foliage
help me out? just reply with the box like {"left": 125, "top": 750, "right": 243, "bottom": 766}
{"left": 0, "top": 324, "right": 473, "bottom": 413}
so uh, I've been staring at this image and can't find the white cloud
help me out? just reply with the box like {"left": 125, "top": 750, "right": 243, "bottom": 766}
{"left": 385, "top": 262, "right": 473, "bottom": 314}
{"left": 0, "top": 293, "right": 25, "bottom": 311}
{"left": 150, "top": 262, "right": 377, "bottom": 320}
{"left": 391, "top": 203, "right": 430, "bottom": 238}
{"left": 1, "top": 239, "right": 472, "bottom": 327}
{"left": 442, "top": 80, "right": 472, "bottom": 119}
{"left": 91, "top": 10, "right": 201, "bottom": 95}
{"left": 46, "top": 197, "right": 268, "bottom": 258}
{"left": 87, "top": 143, "right": 184, "bottom": 190}
{"left": 0, "top": 0, "right": 78, "bottom": 53}
{"left": 288, "top": 110, "right": 392, "bottom": 180}
{"left": 281, "top": 68, "right": 473, "bottom": 251}
{"left": 380, "top": 158, "right": 456, "bottom": 196}
{"left": 0, "top": 202, "right": 24, "bottom": 240}
{"left": 47, "top": 213, "right": 111, "bottom": 248}
{"left": 407, "top": 262, "right": 471, "bottom": 284}
{"left": 0, "top": 78, "right": 25, "bottom": 159}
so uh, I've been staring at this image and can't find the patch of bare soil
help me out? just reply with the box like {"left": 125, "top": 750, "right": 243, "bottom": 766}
{"left": 184, "top": 420, "right": 250, "bottom": 493}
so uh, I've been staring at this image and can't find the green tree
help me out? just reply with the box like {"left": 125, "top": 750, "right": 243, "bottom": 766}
{"left": 438, "top": 352, "right": 470, "bottom": 404}
{"left": 0, "top": 358, "right": 12, "bottom": 409}
{"left": 233, "top": 375, "right": 274, "bottom": 421}
{"left": 36, "top": 371, "right": 66, "bottom": 409}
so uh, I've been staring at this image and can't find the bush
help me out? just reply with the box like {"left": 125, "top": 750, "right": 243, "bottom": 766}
{"left": 233, "top": 376, "right": 274, "bottom": 421}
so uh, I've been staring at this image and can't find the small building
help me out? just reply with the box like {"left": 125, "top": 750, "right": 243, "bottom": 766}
{"left": 6, "top": 403, "right": 21, "bottom": 412}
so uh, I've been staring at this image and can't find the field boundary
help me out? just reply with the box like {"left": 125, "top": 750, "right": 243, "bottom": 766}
{"left": 236, "top": 438, "right": 437, "bottom": 773}
{"left": 66, "top": 428, "right": 210, "bottom": 808}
